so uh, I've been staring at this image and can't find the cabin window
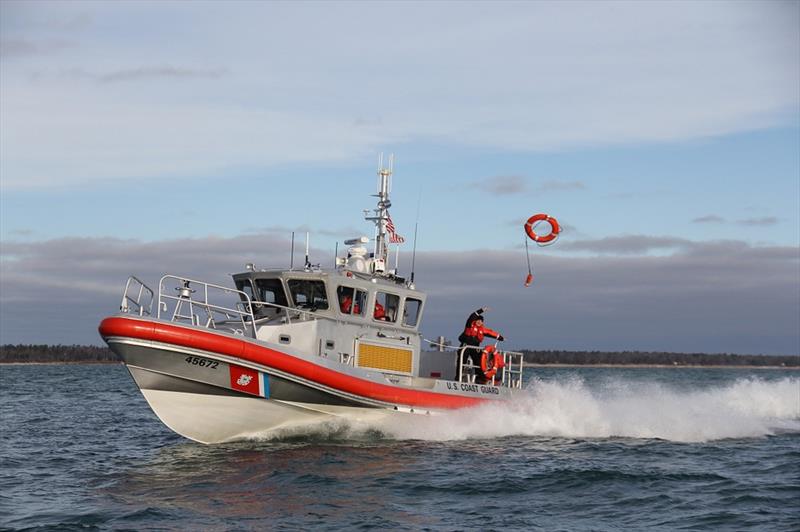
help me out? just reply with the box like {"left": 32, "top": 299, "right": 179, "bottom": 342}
{"left": 287, "top": 279, "right": 329, "bottom": 310}
{"left": 235, "top": 279, "right": 264, "bottom": 316}
{"left": 403, "top": 298, "right": 422, "bottom": 327}
{"left": 337, "top": 286, "right": 367, "bottom": 316}
{"left": 374, "top": 292, "right": 400, "bottom": 323}
{"left": 255, "top": 279, "right": 288, "bottom": 307}
{"left": 235, "top": 280, "right": 256, "bottom": 303}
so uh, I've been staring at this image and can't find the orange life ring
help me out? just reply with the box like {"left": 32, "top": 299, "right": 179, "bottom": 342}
{"left": 480, "top": 345, "right": 504, "bottom": 381}
{"left": 524, "top": 214, "right": 560, "bottom": 243}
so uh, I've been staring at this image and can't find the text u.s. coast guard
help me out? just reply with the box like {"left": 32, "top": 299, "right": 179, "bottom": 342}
{"left": 445, "top": 382, "right": 500, "bottom": 395}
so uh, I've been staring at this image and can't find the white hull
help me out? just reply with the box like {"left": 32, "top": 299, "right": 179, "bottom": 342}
{"left": 139, "top": 388, "right": 405, "bottom": 444}
{"left": 130, "top": 360, "right": 401, "bottom": 443}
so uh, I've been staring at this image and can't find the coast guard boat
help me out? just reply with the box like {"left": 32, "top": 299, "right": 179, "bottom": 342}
{"left": 99, "top": 159, "right": 526, "bottom": 443}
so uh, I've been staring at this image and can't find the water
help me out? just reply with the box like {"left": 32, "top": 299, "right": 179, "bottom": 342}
{"left": 1, "top": 364, "right": 798, "bottom": 531}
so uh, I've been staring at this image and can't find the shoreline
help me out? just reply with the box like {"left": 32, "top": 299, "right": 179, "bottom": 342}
{"left": 1, "top": 361, "right": 796, "bottom": 370}
{"left": 0, "top": 361, "right": 122, "bottom": 366}
{"left": 523, "top": 363, "right": 797, "bottom": 370}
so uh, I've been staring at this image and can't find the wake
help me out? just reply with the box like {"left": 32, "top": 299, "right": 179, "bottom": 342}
{"left": 377, "top": 375, "right": 800, "bottom": 443}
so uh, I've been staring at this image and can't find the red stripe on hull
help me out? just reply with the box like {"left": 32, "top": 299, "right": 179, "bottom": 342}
{"left": 99, "top": 316, "right": 486, "bottom": 409}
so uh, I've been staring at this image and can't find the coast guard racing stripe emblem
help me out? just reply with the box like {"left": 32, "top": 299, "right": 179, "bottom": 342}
{"left": 229, "top": 365, "right": 269, "bottom": 398}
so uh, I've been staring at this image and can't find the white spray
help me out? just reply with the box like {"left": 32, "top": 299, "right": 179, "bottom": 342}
{"left": 376, "top": 376, "right": 800, "bottom": 443}
{"left": 250, "top": 376, "right": 799, "bottom": 444}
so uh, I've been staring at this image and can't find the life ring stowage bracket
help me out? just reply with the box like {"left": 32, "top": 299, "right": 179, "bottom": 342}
{"left": 480, "top": 345, "right": 504, "bottom": 381}
{"left": 525, "top": 213, "right": 560, "bottom": 244}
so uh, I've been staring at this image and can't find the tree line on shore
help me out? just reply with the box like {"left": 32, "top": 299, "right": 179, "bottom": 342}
{"left": 1, "top": 344, "right": 797, "bottom": 367}
{"left": 1, "top": 345, "right": 120, "bottom": 363}
{"left": 520, "top": 349, "right": 798, "bottom": 367}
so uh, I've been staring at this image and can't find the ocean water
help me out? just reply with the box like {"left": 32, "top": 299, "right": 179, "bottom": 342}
{"left": 0, "top": 364, "right": 798, "bottom": 531}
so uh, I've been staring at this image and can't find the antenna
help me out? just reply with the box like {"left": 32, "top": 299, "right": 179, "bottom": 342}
{"left": 410, "top": 221, "right": 418, "bottom": 284}
{"left": 376, "top": 153, "right": 394, "bottom": 193}
{"left": 410, "top": 186, "right": 422, "bottom": 284}
{"left": 290, "top": 232, "right": 295, "bottom": 270}
{"left": 304, "top": 231, "right": 310, "bottom": 270}
{"left": 334, "top": 241, "right": 338, "bottom": 268}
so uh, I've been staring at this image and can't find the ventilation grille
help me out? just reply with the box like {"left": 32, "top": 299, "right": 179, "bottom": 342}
{"left": 357, "top": 343, "right": 413, "bottom": 374}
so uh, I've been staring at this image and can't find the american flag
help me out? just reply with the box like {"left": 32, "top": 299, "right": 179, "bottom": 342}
{"left": 386, "top": 214, "right": 405, "bottom": 244}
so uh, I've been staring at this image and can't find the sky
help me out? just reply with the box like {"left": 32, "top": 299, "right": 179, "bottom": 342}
{"left": 1, "top": 0, "right": 798, "bottom": 355}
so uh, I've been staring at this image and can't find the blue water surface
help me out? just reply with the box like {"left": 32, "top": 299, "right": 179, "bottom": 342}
{"left": 0, "top": 364, "right": 798, "bottom": 531}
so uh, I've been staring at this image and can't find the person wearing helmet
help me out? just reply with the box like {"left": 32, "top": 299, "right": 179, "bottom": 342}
{"left": 455, "top": 307, "right": 504, "bottom": 382}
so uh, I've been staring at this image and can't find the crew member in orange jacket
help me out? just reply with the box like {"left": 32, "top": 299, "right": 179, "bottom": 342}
{"left": 456, "top": 307, "right": 504, "bottom": 382}
{"left": 340, "top": 294, "right": 360, "bottom": 315}
{"left": 373, "top": 301, "right": 386, "bottom": 320}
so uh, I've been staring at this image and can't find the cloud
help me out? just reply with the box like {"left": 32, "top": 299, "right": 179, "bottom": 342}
{"left": 0, "top": 38, "right": 74, "bottom": 57}
{"left": 8, "top": 229, "right": 34, "bottom": 237}
{"left": 98, "top": 66, "right": 228, "bottom": 83}
{"left": 535, "top": 180, "right": 586, "bottom": 193}
{"left": 692, "top": 215, "right": 726, "bottom": 224}
{"left": 690, "top": 215, "right": 781, "bottom": 227}
{"left": 1, "top": 2, "right": 797, "bottom": 188}
{"left": 737, "top": 216, "right": 780, "bottom": 226}
{"left": 471, "top": 176, "right": 527, "bottom": 195}
{"left": 557, "top": 235, "right": 797, "bottom": 257}
{"left": 0, "top": 4, "right": 92, "bottom": 33}
{"left": 41, "top": 66, "right": 227, "bottom": 83}
{"left": 1, "top": 233, "right": 797, "bottom": 355}
{"left": 418, "top": 242, "right": 800, "bottom": 355}
{"left": 241, "top": 224, "right": 364, "bottom": 239}
{"left": 559, "top": 235, "right": 692, "bottom": 255}
{"left": 474, "top": 177, "right": 586, "bottom": 197}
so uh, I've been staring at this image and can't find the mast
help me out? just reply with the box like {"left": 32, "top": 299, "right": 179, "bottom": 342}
{"left": 364, "top": 153, "right": 393, "bottom": 271}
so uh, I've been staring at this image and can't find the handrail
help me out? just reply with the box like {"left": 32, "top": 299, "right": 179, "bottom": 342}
{"left": 154, "top": 274, "right": 411, "bottom": 333}
{"left": 157, "top": 275, "right": 257, "bottom": 337}
{"left": 247, "top": 300, "right": 319, "bottom": 325}
{"left": 503, "top": 349, "right": 525, "bottom": 389}
{"left": 452, "top": 344, "right": 525, "bottom": 389}
{"left": 120, "top": 276, "right": 154, "bottom": 316}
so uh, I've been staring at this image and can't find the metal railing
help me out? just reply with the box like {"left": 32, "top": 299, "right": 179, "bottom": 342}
{"left": 502, "top": 349, "right": 525, "bottom": 389}
{"left": 156, "top": 275, "right": 257, "bottom": 336}
{"left": 247, "top": 300, "right": 328, "bottom": 325}
{"left": 119, "top": 273, "right": 410, "bottom": 336}
{"left": 120, "top": 276, "right": 154, "bottom": 316}
{"left": 454, "top": 344, "right": 525, "bottom": 389}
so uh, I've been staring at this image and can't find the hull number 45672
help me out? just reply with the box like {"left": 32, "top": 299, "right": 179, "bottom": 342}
{"left": 185, "top": 356, "right": 219, "bottom": 369}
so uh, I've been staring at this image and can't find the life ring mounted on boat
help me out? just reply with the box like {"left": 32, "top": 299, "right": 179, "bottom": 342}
{"left": 524, "top": 213, "right": 560, "bottom": 244}
{"left": 480, "top": 345, "right": 505, "bottom": 381}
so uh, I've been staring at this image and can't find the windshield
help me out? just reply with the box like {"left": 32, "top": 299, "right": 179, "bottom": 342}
{"left": 255, "top": 278, "right": 288, "bottom": 307}
{"left": 287, "top": 279, "right": 329, "bottom": 310}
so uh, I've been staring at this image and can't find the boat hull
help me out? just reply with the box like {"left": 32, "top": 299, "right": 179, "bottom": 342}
{"left": 112, "top": 339, "right": 394, "bottom": 443}
{"left": 101, "top": 315, "right": 511, "bottom": 443}
{"left": 129, "top": 366, "right": 395, "bottom": 443}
